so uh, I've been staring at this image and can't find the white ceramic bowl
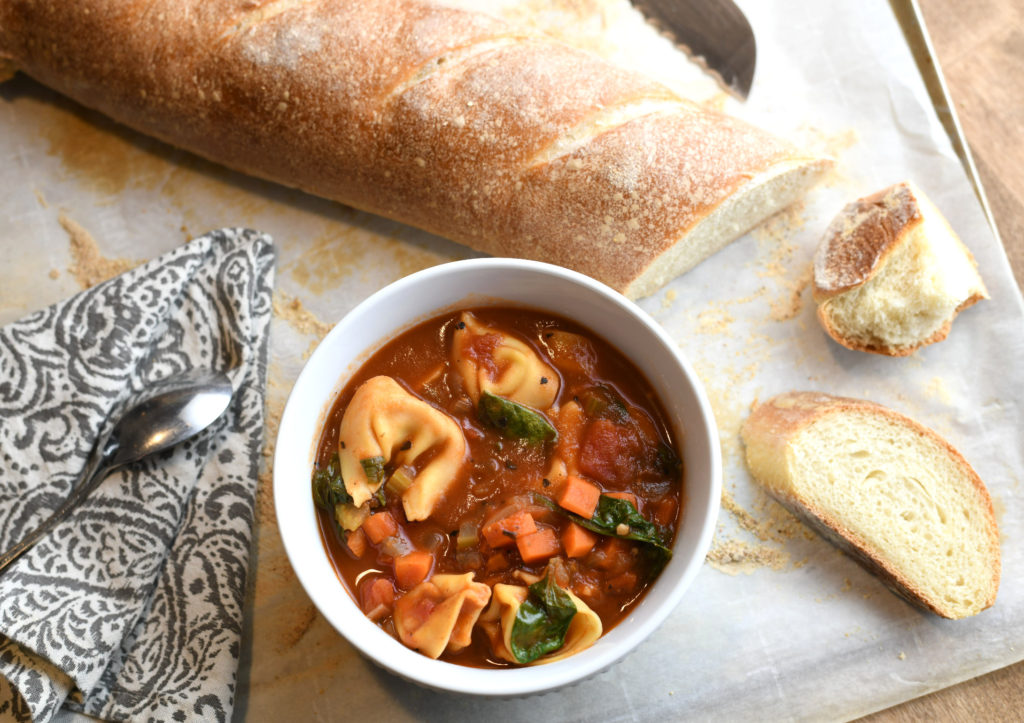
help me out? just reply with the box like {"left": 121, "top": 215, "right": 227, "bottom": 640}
{"left": 274, "top": 258, "right": 721, "bottom": 696}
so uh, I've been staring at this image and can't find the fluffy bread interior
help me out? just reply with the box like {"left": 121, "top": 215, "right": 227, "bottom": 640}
{"left": 819, "top": 189, "right": 986, "bottom": 351}
{"left": 626, "top": 158, "right": 828, "bottom": 299}
{"left": 786, "top": 410, "right": 998, "bottom": 619}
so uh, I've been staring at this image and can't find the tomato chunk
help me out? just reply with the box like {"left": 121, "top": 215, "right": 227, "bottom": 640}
{"left": 361, "top": 577, "right": 395, "bottom": 621}
{"left": 579, "top": 418, "right": 643, "bottom": 485}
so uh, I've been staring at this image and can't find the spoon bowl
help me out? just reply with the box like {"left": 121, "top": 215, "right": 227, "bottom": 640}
{"left": 111, "top": 370, "right": 235, "bottom": 465}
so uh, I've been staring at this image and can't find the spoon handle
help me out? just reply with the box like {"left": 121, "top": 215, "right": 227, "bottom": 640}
{"left": 0, "top": 433, "right": 118, "bottom": 574}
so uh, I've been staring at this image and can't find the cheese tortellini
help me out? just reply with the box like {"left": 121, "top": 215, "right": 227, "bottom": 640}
{"left": 338, "top": 375, "right": 466, "bottom": 521}
{"left": 393, "top": 573, "right": 492, "bottom": 659}
{"left": 451, "top": 311, "right": 559, "bottom": 410}
{"left": 479, "top": 583, "right": 603, "bottom": 665}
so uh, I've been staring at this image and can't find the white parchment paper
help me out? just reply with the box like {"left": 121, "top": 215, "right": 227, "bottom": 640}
{"left": 1, "top": 1, "right": 1021, "bottom": 720}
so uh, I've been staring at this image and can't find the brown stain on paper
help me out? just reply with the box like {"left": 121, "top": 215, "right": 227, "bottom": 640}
{"left": 36, "top": 96, "right": 171, "bottom": 197}
{"left": 285, "top": 226, "right": 448, "bottom": 296}
{"left": 272, "top": 290, "right": 333, "bottom": 359}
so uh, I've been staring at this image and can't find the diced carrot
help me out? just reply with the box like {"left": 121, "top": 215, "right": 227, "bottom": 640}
{"left": 345, "top": 527, "right": 368, "bottom": 558}
{"left": 482, "top": 510, "right": 537, "bottom": 548}
{"left": 556, "top": 475, "right": 601, "bottom": 519}
{"left": 653, "top": 497, "right": 679, "bottom": 527}
{"left": 606, "top": 571, "right": 639, "bottom": 594}
{"left": 516, "top": 527, "right": 561, "bottom": 564}
{"left": 562, "top": 522, "right": 599, "bottom": 558}
{"left": 603, "top": 491, "right": 638, "bottom": 509}
{"left": 394, "top": 550, "right": 434, "bottom": 589}
{"left": 361, "top": 577, "right": 395, "bottom": 621}
{"left": 362, "top": 511, "right": 399, "bottom": 544}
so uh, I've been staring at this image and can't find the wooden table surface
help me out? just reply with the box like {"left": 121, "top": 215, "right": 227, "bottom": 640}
{"left": 863, "top": 0, "right": 1024, "bottom": 720}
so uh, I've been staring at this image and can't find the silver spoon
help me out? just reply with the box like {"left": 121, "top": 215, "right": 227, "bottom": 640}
{"left": 0, "top": 368, "right": 234, "bottom": 573}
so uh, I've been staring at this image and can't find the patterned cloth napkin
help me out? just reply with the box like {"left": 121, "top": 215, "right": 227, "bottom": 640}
{"left": 0, "top": 229, "right": 275, "bottom": 722}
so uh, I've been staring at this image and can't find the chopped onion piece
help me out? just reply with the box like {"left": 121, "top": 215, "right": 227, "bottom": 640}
{"left": 380, "top": 534, "right": 412, "bottom": 558}
{"left": 335, "top": 502, "right": 370, "bottom": 531}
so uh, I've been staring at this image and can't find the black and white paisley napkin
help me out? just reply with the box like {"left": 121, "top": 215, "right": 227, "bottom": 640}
{"left": 0, "top": 228, "right": 275, "bottom": 722}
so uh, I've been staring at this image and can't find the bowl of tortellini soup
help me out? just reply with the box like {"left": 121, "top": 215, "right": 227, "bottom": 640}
{"left": 274, "top": 258, "right": 721, "bottom": 695}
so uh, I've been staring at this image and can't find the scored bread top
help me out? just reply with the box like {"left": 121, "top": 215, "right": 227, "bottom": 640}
{"left": 742, "top": 391, "right": 1000, "bottom": 619}
{"left": 813, "top": 182, "right": 922, "bottom": 301}
{"left": 0, "top": 0, "right": 825, "bottom": 297}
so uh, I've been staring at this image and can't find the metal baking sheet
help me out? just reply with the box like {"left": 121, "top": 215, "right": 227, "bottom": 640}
{"left": 1, "top": 0, "right": 1022, "bottom": 720}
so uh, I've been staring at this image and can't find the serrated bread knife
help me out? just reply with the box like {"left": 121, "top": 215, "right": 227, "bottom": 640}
{"left": 631, "top": 0, "right": 757, "bottom": 99}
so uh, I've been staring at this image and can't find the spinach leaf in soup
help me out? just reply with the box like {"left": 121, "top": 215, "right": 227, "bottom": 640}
{"left": 312, "top": 452, "right": 351, "bottom": 511}
{"left": 591, "top": 496, "right": 670, "bottom": 550}
{"left": 510, "top": 575, "right": 577, "bottom": 664}
{"left": 478, "top": 391, "right": 558, "bottom": 444}
{"left": 532, "top": 493, "right": 673, "bottom": 565}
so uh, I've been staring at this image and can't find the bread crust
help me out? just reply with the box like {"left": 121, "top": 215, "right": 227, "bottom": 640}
{"left": 815, "top": 293, "right": 987, "bottom": 357}
{"left": 813, "top": 183, "right": 921, "bottom": 301}
{"left": 0, "top": 0, "right": 827, "bottom": 297}
{"left": 741, "top": 391, "right": 1000, "bottom": 619}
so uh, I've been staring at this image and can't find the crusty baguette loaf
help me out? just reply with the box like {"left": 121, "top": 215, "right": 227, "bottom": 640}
{"left": 0, "top": 0, "right": 829, "bottom": 298}
{"left": 813, "top": 182, "right": 987, "bottom": 355}
{"left": 741, "top": 391, "right": 999, "bottom": 619}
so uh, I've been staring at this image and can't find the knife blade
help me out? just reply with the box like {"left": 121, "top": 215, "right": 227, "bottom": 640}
{"left": 631, "top": 0, "right": 757, "bottom": 99}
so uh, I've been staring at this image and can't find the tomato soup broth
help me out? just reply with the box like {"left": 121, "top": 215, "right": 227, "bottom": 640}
{"left": 313, "top": 307, "right": 683, "bottom": 667}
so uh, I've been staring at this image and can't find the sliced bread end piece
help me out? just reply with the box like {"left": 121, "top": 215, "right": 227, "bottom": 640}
{"left": 741, "top": 391, "right": 1000, "bottom": 619}
{"left": 812, "top": 182, "right": 987, "bottom": 356}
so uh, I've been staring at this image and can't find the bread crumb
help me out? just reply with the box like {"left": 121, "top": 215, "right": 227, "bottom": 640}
{"left": 273, "top": 291, "right": 331, "bottom": 338}
{"left": 696, "top": 306, "right": 734, "bottom": 334}
{"left": 48, "top": 269, "right": 60, "bottom": 280}
{"left": 34, "top": 189, "right": 48, "bottom": 208}
{"left": 706, "top": 538, "right": 787, "bottom": 575}
{"left": 924, "top": 376, "right": 953, "bottom": 405}
{"left": 724, "top": 488, "right": 805, "bottom": 544}
{"left": 768, "top": 266, "right": 813, "bottom": 322}
{"left": 272, "top": 291, "right": 333, "bottom": 358}
{"left": 752, "top": 200, "right": 805, "bottom": 250}
{"left": 898, "top": 651, "right": 906, "bottom": 660}
{"left": 59, "top": 212, "right": 137, "bottom": 289}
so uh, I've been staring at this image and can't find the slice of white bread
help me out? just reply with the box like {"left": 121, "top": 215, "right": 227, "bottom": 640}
{"left": 812, "top": 182, "right": 987, "bottom": 356}
{"left": 741, "top": 391, "right": 1000, "bottom": 619}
